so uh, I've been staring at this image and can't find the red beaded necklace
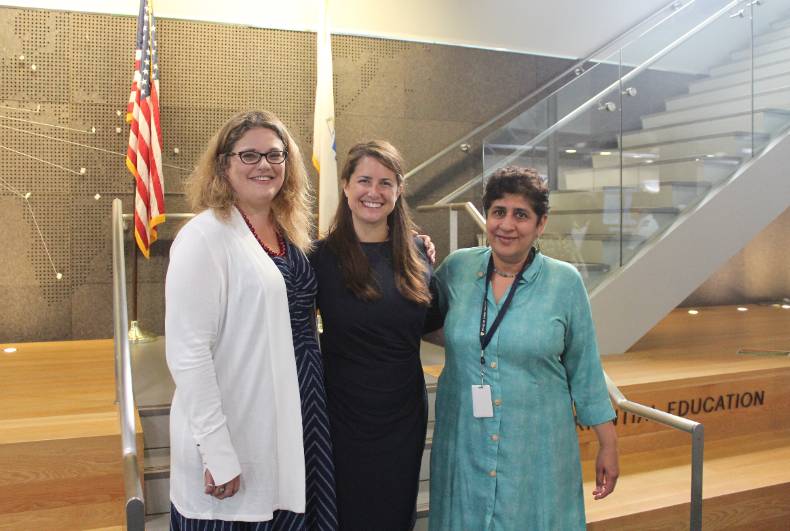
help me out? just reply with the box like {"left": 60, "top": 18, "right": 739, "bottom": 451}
{"left": 238, "top": 208, "right": 286, "bottom": 257}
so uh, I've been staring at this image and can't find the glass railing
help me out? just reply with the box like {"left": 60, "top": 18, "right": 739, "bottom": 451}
{"left": 408, "top": 1, "right": 701, "bottom": 210}
{"left": 481, "top": 0, "right": 790, "bottom": 290}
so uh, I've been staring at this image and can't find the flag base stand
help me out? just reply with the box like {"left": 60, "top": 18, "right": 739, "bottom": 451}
{"left": 128, "top": 320, "right": 157, "bottom": 343}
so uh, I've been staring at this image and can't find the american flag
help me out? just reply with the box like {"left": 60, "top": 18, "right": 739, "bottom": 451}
{"left": 126, "top": 0, "right": 164, "bottom": 258}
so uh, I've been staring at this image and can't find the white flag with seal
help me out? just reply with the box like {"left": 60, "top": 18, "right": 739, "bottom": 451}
{"left": 313, "top": 0, "right": 339, "bottom": 236}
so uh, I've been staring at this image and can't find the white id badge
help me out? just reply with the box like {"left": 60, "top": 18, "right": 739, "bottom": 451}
{"left": 472, "top": 385, "right": 494, "bottom": 418}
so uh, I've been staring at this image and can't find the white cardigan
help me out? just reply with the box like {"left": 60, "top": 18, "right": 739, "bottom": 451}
{"left": 165, "top": 208, "right": 305, "bottom": 521}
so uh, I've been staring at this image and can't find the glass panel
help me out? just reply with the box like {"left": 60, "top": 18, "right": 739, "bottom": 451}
{"left": 617, "top": 0, "right": 754, "bottom": 265}
{"left": 751, "top": 0, "right": 790, "bottom": 157}
{"left": 484, "top": 47, "right": 624, "bottom": 290}
{"left": 481, "top": 0, "right": 790, "bottom": 291}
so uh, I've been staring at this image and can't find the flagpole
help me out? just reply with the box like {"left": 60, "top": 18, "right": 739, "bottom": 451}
{"left": 128, "top": 188, "right": 154, "bottom": 343}
{"left": 313, "top": 0, "right": 339, "bottom": 237}
{"left": 126, "top": 0, "right": 158, "bottom": 344}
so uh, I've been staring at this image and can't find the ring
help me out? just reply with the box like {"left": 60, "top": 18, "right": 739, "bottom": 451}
{"left": 217, "top": 486, "right": 226, "bottom": 494}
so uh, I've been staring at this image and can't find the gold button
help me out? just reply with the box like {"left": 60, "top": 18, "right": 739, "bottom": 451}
{"left": 490, "top": 361, "right": 497, "bottom": 369}
{"left": 494, "top": 399, "right": 502, "bottom": 406}
{"left": 489, "top": 470, "right": 497, "bottom": 477}
{"left": 491, "top": 434, "right": 499, "bottom": 442}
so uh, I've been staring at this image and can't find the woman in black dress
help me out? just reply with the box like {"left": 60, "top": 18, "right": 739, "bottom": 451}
{"left": 309, "top": 140, "right": 439, "bottom": 530}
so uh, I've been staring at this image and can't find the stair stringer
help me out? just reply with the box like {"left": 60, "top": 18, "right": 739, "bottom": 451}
{"left": 591, "top": 130, "right": 790, "bottom": 355}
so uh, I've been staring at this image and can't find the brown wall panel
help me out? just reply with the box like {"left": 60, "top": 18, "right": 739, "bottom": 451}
{"left": 0, "top": 6, "right": 785, "bottom": 342}
{"left": 0, "top": 6, "right": 569, "bottom": 341}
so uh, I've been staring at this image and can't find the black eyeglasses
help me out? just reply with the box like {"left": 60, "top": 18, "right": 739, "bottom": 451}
{"left": 226, "top": 149, "right": 288, "bottom": 165}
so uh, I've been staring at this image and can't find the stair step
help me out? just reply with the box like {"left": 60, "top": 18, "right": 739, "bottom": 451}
{"left": 545, "top": 207, "right": 679, "bottom": 235}
{"left": 145, "top": 513, "right": 170, "bottom": 531}
{"left": 709, "top": 46, "right": 790, "bottom": 77}
{"left": 143, "top": 448, "right": 171, "bottom": 516}
{"left": 139, "top": 404, "right": 170, "bottom": 450}
{"left": 551, "top": 183, "right": 711, "bottom": 210}
{"left": 579, "top": 362, "right": 790, "bottom": 460}
{"left": 621, "top": 109, "right": 790, "bottom": 147}
{"left": 540, "top": 237, "right": 607, "bottom": 263}
{"left": 131, "top": 337, "right": 174, "bottom": 409}
{"left": 594, "top": 132, "right": 764, "bottom": 168}
{"left": 563, "top": 156, "right": 739, "bottom": 190}
{"left": 584, "top": 430, "right": 790, "bottom": 529}
{"left": 666, "top": 73, "right": 790, "bottom": 111}
{"left": 731, "top": 35, "right": 790, "bottom": 60}
{"left": 0, "top": 340, "right": 135, "bottom": 530}
{"left": 416, "top": 478, "right": 430, "bottom": 518}
{"left": 689, "top": 59, "right": 790, "bottom": 92}
{"left": 755, "top": 22, "right": 790, "bottom": 45}
{"left": 642, "top": 86, "right": 790, "bottom": 128}
{"left": 541, "top": 233, "right": 649, "bottom": 270}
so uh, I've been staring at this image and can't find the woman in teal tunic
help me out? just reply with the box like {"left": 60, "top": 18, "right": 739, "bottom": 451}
{"left": 428, "top": 166, "right": 619, "bottom": 530}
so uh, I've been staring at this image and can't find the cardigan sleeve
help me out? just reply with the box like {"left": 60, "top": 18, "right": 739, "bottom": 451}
{"left": 165, "top": 223, "right": 242, "bottom": 485}
{"left": 562, "top": 271, "right": 616, "bottom": 427}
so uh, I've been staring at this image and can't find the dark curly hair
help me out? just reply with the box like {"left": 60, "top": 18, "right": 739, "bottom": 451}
{"left": 483, "top": 166, "right": 549, "bottom": 218}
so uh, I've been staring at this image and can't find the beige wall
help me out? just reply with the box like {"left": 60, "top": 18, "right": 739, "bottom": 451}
{"left": 1, "top": 0, "right": 670, "bottom": 58}
{"left": 683, "top": 208, "right": 790, "bottom": 308}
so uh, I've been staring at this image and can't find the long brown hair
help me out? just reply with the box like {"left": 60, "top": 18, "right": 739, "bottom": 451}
{"left": 186, "top": 110, "right": 313, "bottom": 251}
{"left": 326, "top": 140, "right": 430, "bottom": 305}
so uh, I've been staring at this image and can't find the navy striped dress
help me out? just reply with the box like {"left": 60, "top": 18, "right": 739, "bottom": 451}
{"left": 171, "top": 240, "right": 338, "bottom": 531}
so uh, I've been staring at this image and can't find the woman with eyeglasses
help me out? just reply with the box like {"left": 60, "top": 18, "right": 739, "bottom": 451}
{"left": 165, "top": 110, "right": 337, "bottom": 530}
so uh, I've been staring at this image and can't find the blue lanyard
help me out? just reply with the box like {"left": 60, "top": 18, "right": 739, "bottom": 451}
{"left": 479, "top": 248, "right": 535, "bottom": 371}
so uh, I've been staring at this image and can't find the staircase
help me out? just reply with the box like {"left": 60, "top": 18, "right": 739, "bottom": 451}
{"left": 453, "top": 0, "right": 790, "bottom": 353}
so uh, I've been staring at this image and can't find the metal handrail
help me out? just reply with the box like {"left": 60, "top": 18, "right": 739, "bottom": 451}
{"left": 605, "top": 371, "right": 704, "bottom": 531}
{"left": 416, "top": 202, "right": 486, "bottom": 252}
{"left": 435, "top": 0, "right": 747, "bottom": 204}
{"left": 404, "top": 0, "right": 695, "bottom": 183}
{"left": 121, "top": 212, "right": 195, "bottom": 222}
{"left": 416, "top": 202, "right": 486, "bottom": 230}
{"left": 111, "top": 198, "right": 145, "bottom": 530}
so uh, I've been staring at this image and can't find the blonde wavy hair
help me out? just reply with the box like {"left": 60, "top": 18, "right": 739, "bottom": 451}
{"left": 187, "top": 110, "right": 313, "bottom": 251}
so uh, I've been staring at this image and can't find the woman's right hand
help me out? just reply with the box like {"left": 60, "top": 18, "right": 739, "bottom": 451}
{"left": 204, "top": 469, "right": 241, "bottom": 500}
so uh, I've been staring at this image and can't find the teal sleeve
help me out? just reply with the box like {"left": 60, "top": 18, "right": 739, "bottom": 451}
{"left": 562, "top": 272, "right": 616, "bottom": 426}
{"left": 433, "top": 253, "right": 452, "bottom": 316}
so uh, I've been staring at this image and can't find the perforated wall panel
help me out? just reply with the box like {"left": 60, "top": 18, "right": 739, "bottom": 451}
{"left": 0, "top": 6, "right": 571, "bottom": 341}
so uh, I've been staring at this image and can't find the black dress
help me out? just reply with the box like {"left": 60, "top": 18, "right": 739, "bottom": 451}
{"left": 309, "top": 240, "right": 434, "bottom": 531}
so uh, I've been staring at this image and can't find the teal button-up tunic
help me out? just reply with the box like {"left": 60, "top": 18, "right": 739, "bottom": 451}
{"left": 429, "top": 248, "right": 615, "bottom": 531}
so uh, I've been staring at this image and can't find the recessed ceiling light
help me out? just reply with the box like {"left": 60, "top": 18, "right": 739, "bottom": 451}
{"left": 565, "top": 149, "right": 577, "bottom": 154}
{"left": 3, "top": 347, "right": 17, "bottom": 353}
{"left": 737, "top": 307, "right": 748, "bottom": 312}
{"left": 687, "top": 309, "right": 699, "bottom": 315}
{"left": 599, "top": 151, "right": 612, "bottom": 156}
{"left": 781, "top": 304, "right": 790, "bottom": 310}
